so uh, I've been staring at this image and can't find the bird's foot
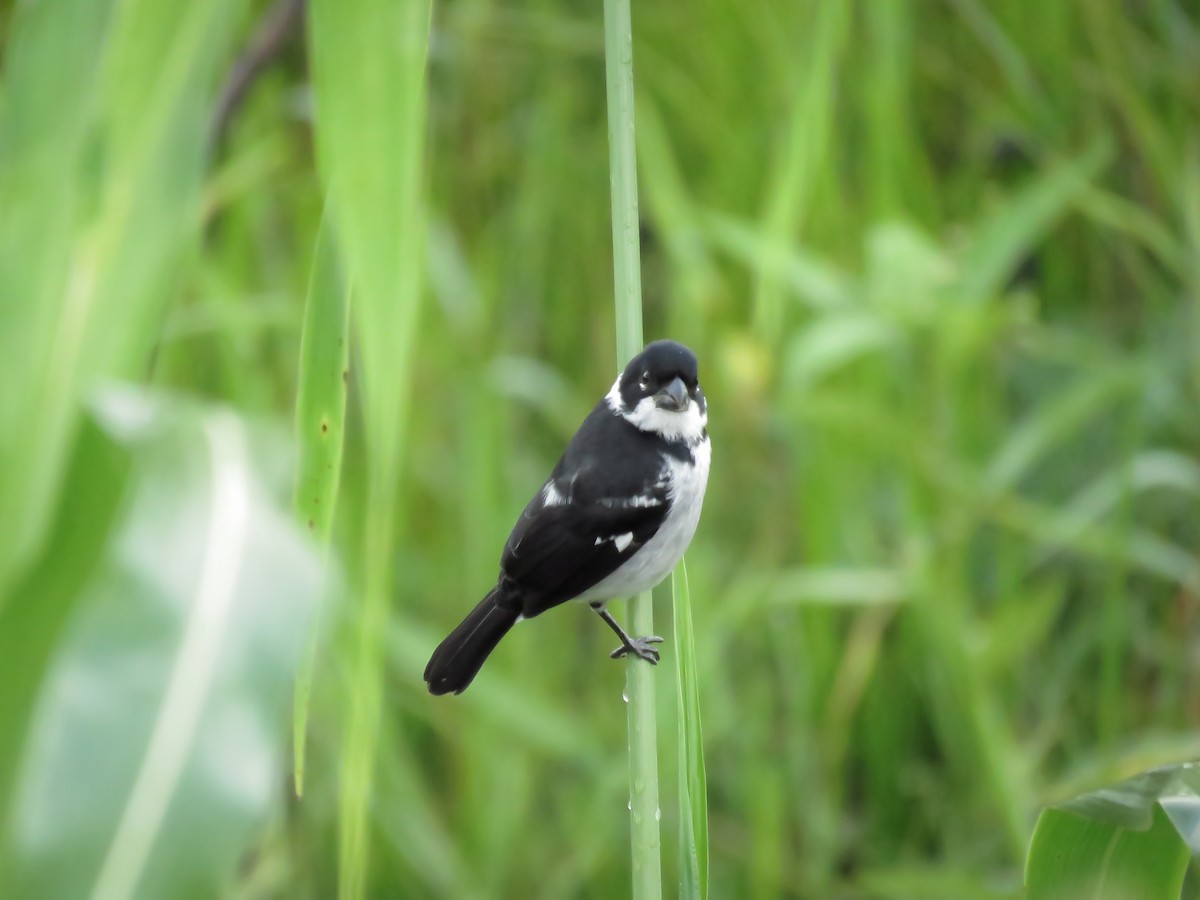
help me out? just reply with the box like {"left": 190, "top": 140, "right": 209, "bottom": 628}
{"left": 610, "top": 635, "right": 664, "bottom": 664}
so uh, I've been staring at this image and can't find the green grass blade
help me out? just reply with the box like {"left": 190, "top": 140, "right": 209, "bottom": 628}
{"left": 291, "top": 213, "right": 351, "bottom": 797}
{"left": 983, "top": 363, "right": 1141, "bottom": 493}
{"left": 308, "top": 1, "right": 432, "bottom": 896}
{"left": 603, "top": 0, "right": 661, "bottom": 896}
{"left": 751, "top": 1, "right": 852, "bottom": 338}
{"left": 0, "top": 0, "right": 236, "bottom": 598}
{"left": 673, "top": 561, "right": 708, "bottom": 900}
{"left": 0, "top": 0, "right": 112, "bottom": 595}
{"left": 958, "top": 138, "right": 1112, "bottom": 303}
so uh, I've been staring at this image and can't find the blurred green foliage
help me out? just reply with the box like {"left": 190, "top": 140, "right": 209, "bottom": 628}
{"left": 2, "top": 1, "right": 1200, "bottom": 897}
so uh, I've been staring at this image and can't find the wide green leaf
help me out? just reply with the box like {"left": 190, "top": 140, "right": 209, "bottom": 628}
{"left": 0, "top": 417, "right": 130, "bottom": 834}
{"left": 1026, "top": 763, "right": 1200, "bottom": 900}
{"left": 0, "top": 387, "right": 322, "bottom": 899}
{"left": 1026, "top": 806, "right": 1189, "bottom": 900}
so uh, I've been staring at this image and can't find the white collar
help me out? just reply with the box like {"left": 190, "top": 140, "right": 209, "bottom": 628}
{"left": 605, "top": 376, "right": 708, "bottom": 446}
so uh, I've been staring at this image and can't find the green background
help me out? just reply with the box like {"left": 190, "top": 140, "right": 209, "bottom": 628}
{"left": 2, "top": 1, "right": 1199, "bottom": 897}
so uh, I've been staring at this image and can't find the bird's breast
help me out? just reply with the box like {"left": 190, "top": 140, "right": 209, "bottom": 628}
{"left": 578, "top": 437, "right": 710, "bottom": 603}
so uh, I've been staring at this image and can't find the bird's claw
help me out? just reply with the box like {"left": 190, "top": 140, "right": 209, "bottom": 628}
{"left": 610, "top": 635, "right": 664, "bottom": 664}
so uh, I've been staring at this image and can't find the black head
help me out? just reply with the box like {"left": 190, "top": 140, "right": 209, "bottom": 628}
{"left": 608, "top": 340, "right": 708, "bottom": 443}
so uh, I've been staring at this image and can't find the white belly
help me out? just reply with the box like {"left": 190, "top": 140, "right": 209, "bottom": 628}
{"left": 578, "top": 438, "right": 711, "bottom": 602}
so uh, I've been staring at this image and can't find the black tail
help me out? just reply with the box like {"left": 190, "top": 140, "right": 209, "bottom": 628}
{"left": 424, "top": 588, "right": 519, "bottom": 695}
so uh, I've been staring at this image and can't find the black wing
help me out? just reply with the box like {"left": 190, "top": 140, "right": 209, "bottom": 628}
{"left": 499, "top": 405, "right": 669, "bottom": 616}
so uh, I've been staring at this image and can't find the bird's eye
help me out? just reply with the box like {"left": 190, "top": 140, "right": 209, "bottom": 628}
{"left": 638, "top": 371, "right": 650, "bottom": 391}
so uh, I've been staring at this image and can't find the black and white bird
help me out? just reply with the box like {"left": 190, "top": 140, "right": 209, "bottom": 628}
{"left": 424, "top": 340, "right": 711, "bottom": 695}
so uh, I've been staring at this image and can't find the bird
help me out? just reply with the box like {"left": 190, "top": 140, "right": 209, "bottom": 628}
{"left": 424, "top": 339, "right": 711, "bottom": 695}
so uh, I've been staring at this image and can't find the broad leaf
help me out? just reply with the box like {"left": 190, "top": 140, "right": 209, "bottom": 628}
{"left": 1, "top": 387, "right": 322, "bottom": 899}
{"left": 1026, "top": 763, "right": 1200, "bottom": 900}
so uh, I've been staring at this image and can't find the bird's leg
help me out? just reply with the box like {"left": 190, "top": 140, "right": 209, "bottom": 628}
{"left": 593, "top": 604, "right": 664, "bottom": 664}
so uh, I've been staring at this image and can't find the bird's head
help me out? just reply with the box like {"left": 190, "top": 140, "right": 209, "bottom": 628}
{"left": 606, "top": 340, "right": 708, "bottom": 445}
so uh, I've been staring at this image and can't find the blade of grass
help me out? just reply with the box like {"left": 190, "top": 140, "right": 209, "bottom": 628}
{"left": 673, "top": 561, "right": 708, "bottom": 900}
{"left": 1184, "top": 142, "right": 1200, "bottom": 401}
{"left": 751, "top": 1, "right": 852, "bottom": 339}
{"left": 0, "top": 0, "right": 237, "bottom": 599}
{"left": 983, "top": 363, "right": 1141, "bottom": 493}
{"left": 291, "top": 213, "right": 351, "bottom": 797}
{"left": 0, "top": 0, "right": 113, "bottom": 595}
{"left": 308, "top": 1, "right": 432, "bottom": 896}
{"left": 603, "top": 0, "right": 661, "bottom": 896}
{"left": 958, "top": 139, "right": 1112, "bottom": 303}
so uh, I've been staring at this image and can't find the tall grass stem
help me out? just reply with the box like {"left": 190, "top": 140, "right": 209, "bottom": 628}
{"left": 603, "top": 0, "right": 661, "bottom": 896}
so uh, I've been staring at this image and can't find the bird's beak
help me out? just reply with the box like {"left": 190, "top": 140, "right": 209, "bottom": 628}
{"left": 654, "top": 377, "right": 688, "bottom": 412}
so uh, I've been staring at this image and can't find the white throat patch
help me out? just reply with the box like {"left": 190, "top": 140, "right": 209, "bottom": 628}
{"left": 605, "top": 376, "right": 708, "bottom": 446}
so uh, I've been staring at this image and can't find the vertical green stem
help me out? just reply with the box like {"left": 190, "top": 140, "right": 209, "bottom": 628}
{"left": 674, "top": 560, "right": 709, "bottom": 899}
{"left": 604, "top": 0, "right": 643, "bottom": 360}
{"left": 603, "top": 0, "right": 661, "bottom": 896}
